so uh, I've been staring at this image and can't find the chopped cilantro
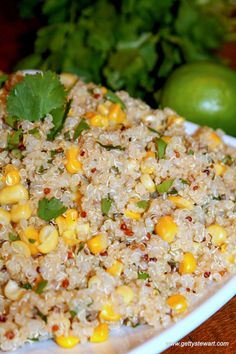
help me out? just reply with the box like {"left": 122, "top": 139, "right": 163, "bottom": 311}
{"left": 73, "top": 118, "right": 90, "bottom": 140}
{"left": 101, "top": 197, "right": 112, "bottom": 216}
{"left": 156, "top": 138, "right": 167, "bottom": 159}
{"left": 37, "top": 310, "right": 47, "bottom": 323}
{"left": 64, "top": 131, "right": 71, "bottom": 140}
{"left": 35, "top": 280, "right": 48, "bottom": 294}
{"left": 138, "top": 271, "right": 149, "bottom": 280}
{"left": 29, "top": 338, "right": 39, "bottom": 342}
{"left": 7, "top": 129, "right": 23, "bottom": 150}
{"left": 9, "top": 233, "right": 20, "bottom": 242}
{"left": 188, "top": 149, "right": 194, "bottom": 155}
{"left": 69, "top": 310, "right": 77, "bottom": 318}
{"left": 21, "top": 283, "right": 32, "bottom": 290}
{"left": 47, "top": 99, "right": 71, "bottom": 141}
{"left": 105, "top": 90, "right": 126, "bottom": 110}
{"left": 168, "top": 188, "right": 178, "bottom": 195}
{"left": 156, "top": 179, "right": 174, "bottom": 194}
{"left": 11, "top": 148, "right": 23, "bottom": 159}
{"left": 0, "top": 74, "right": 8, "bottom": 88}
{"left": 5, "top": 116, "right": 17, "bottom": 129}
{"left": 29, "top": 238, "right": 36, "bottom": 244}
{"left": 147, "top": 127, "right": 160, "bottom": 135}
{"left": 222, "top": 155, "right": 233, "bottom": 166}
{"left": 7, "top": 71, "right": 66, "bottom": 122}
{"left": 97, "top": 142, "right": 125, "bottom": 151}
{"left": 136, "top": 200, "right": 148, "bottom": 210}
{"left": 29, "top": 127, "right": 40, "bottom": 138}
{"left": 77, "top": 242, "right": 85, "bottom": 253}
{"left": 37, "top": 165, "right": 46, "bottom": 174}
{"left": 37, "top": 197, "right": 67, "bottom": 221}
{"left": 180, "top": 178, "right": 190, "bottom": 185}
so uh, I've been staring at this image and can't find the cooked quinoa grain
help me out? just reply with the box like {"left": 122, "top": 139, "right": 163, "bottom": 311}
{"left": 0, "top": 72, "right": 235, "bottom": 351}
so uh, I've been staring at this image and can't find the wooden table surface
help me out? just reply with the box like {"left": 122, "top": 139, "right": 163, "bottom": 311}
{"left": 0, "top": 2, "right": 236, "bottom": 353}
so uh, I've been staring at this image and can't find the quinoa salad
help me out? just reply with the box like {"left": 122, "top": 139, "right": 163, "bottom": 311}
{"left": 0, "top": 71, "right": 235, "bottom": 351}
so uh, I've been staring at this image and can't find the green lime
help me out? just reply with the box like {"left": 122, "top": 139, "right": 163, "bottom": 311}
{"left": 160, "top": 62, "right": 236, "bottom": 136}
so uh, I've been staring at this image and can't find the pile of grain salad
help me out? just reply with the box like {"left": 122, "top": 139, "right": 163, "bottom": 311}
{"left": 0, "top": 71, "right": 235, "bottom": 351}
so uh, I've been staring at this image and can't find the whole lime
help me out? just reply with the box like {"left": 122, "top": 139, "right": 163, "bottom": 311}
{"left": 160, "top": 62, "right": 236, "bottom": 136}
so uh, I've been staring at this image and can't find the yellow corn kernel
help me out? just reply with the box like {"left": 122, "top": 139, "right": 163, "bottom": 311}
{"left": 155, "top": 215, "right": 178, "bottom": 243}
{"left": 60, "top": 72, "right": 78, "bottom": 89}
{"left": 10, "top": 202, "right": 32, "bottom": 223}
{"left": 0, "top": 208, "right": 11, "bottom": 225}
{"left": 3, "top": 165, "right": 21, "bottom": 186}
{"left": 179, "top": 252, "right": 197, "bottom": 275}
{"left": 4, "top": 280, "right": 24, "bottom": 301}
{"left": 167, "top": 115, "right": 184, "bottom": 126}
{"left": 11, "top": 240, "right": 31, "bottom": 258}
{"left": 116, "top": 285, "right": 134, "bottom": 305}
{"left": 38, "top": 225, "right": 59, "bottom": 254}
{"left": 166, "top": 295, "right": 187, "bottom": 314}
{"left": 220, "top": 243, "right": 227, "bottom": 253}
{"left": 87, "top": 233, "right": 108, "bottom": 254}
{"left": 209, "top": 132, "right": 222, "bottom": 150}
{"left": 55, "top": 335, "right": 80, "bottom": 349}
{"left": 65, "top": 209, "right": 78, "bottom": 223}
{"left": 223, "top": 253, "right": 235, "bottom": 264}
{"left": 214, "top": 162, "right": 227, "bottom": 177}
{"left": 90, "top": 114, "right": 109, "bottom": 128}
{"left": 55, "top": 215, "right": 66, "bottom": 234}
{"left": 207, "top": 224, "right": 227, "bottom": 246}
{"left": 88, "top": 275, "right": 102, "bottom": 288}
{"left": 85, "top": 111, "right": 96, "bottom": 119}
{"left": 108, "top": 103, "right": 125, "bottom": 124}
{"left": 99, "top": 303, "right": 121, "bottom": 322}
{"left": 20, "top": 226, "right": 39, "bottom": 256}
{"left": 141, "top": 153, "right": 156, "bottom": 174}
{"left": 161, "top": 136, "right": 171, "bottom": 144}
{"left": 97, "top": 103, "right": 109, "bottom": 116}
{"left": 62, "top": 230, "right": 79, "bottom": 246}
{"left": 90, "top": 323, "right": 109, "bottom": 343}
{"left": 107, "top": 260, "right": 123, "bottom": 276}
{"left": 66, "top": 146, "right": 82, "bottom": 174}
{"left": 101, "top": 86, "right": 107, "bottom": 95}
{"left": 140, "top": 174, "right": 156, "bottom": 193}
{"left": 0, "top": 184, "right": 28, "bottom": 205}
{"left": 124, "top": 209, "right": 141, "bottom": 221}
{"left": 168, "top": 196, "right": 194, "bottom": 210}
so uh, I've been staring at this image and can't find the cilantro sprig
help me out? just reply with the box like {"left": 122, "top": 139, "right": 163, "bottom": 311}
{"left": 73, "top": 118, "right": 90, "bottom": 140}
{"left": 7, "top": 71, "right": 66, "bottom": 122}
{"left": 37, "top": 197, "right": 67, "bottom": 221}
{"left": 101, "top": 196, "right": 113, "bottom": 216}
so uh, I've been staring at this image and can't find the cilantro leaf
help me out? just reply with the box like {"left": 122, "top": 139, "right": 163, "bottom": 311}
{"left": 7, "top": 129, "right": 23, "bottom": 150}
{"left": 37, "top": 197, "right": 67, "bottom": 221}
{"left": 5, "top": 116, "right": 17, "bottom": 129}
{"left": 148, "top": 127, "right": 160, "bottom": 135}
{"left": 138, "top": 271, "right": 149, "bottom": 280}
{"left": 105, "top": 90, "right": 126, "bottom": 110}
{"left": 136, "top": 200, "right": 148, "bottom": 210}
{"left": 7, "top": 71, "right": 66, "bottom": 122}
{"left": 156, "top": 138, "right": 167, "bottom": 159}
{"left": 156, "top": 179, "right": 174, "bottom": 194}
{"left": 47, "top": 99, "right": 71, "bottom": 141}
{"left": 101, "top": 197, "right": 112, "bottom": 216}
{"left": 97, "top": 142, "right": 125, "bottom": 151}
{"left": 9, "top": 233, "right": 20, "bottom": 242}
{"left": 0, "top": 74, "right": 8, "bottom": 88}
{"left": 73, "top": 118, "right": 90, "bottom": 140}
{"left": 35, "top": 280, "right": 48, "bottom": 294}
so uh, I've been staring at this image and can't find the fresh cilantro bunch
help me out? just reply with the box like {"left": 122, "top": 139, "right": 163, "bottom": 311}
{"left": 17, "top": 0, "right": 229, "bottom": 103}
{"left": 6, "top": 71, "right": 69, "bottom": 140}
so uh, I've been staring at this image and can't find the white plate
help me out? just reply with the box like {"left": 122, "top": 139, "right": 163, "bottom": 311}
{"left": 14, "top": 122, "right": 236, "bottom": 354}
